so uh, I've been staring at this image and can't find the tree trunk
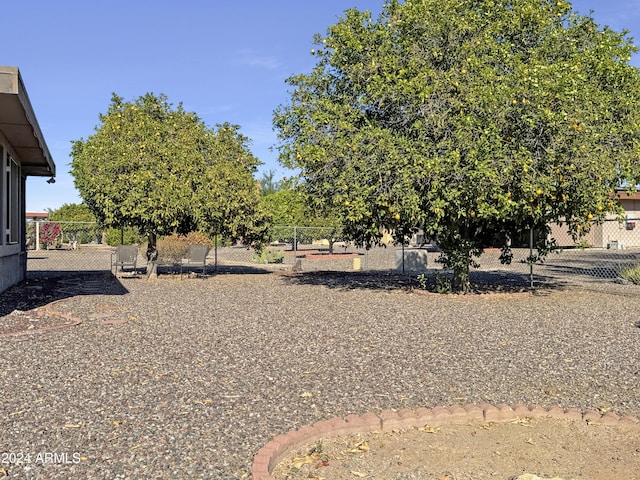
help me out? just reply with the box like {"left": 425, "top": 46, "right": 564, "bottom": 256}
{"left": 438, "top": 242, "right": 473, "bottom": 294}
{"left": 146, "top": 231, "right": 159, "bottom": 279}
{"left": 452, "top": 262, "right": 471, "bottom": 293}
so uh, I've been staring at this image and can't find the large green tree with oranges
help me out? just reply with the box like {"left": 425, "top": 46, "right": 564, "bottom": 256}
{"left": 71, "top": 93, "right": 269, "bottom": 275}
{"left": 274, "top": 0, "right": 640, "bottom": 291}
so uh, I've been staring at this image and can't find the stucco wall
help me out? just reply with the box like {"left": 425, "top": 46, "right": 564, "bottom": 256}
{"left": 0, "top": 246, "right": 24, "bottom": 293}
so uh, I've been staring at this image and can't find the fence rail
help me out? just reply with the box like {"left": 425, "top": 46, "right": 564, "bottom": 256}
{"left": 24, "top": 221, "right": 640, "bottom": 288}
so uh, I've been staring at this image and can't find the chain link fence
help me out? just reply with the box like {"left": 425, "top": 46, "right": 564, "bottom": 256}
{"left": 24, "top": 220, "right": 640, "bottom": 288}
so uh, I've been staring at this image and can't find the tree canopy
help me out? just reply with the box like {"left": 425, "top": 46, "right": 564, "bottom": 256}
{"left": 48, "top": 203, "right": 96, "bottom": 223}
{"left": 274, "top": 0, "right": 640, "bottom": 291}
{"left": 258, "top": 169, "right": 284, "bottom": 196}
{"left": 47, "top": 202, "right": 101, "bottom": 244}
{"left": 71, "top": 93, "right": 269, "bottom": 268}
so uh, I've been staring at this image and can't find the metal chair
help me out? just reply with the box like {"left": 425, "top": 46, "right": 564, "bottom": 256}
{"left": 111, "top": 245, "right": 138, "bottom": 276}
{"left": 180, "top": 244, "right": 209, "bottom": 277}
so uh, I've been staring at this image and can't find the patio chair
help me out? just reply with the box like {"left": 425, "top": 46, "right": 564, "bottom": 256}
{"left": 111, "top": 245, "right": 139, "bottom": 276}
{"left": 180, "top": 244, "right": 209, "bottom": 277}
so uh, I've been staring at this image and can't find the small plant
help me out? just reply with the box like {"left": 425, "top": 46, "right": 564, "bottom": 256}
{"left": 415, "top": 272, "right": 453, "bottom": 293}
{"left": 620, "top": 264, "right": 640, "bottom": 284}
{"left": 575, "top": 239, "right": 592, "bottom": 250}
{"left": 310, "top": 441, "right": 324, "bottom": 455}
{"left": 435, "top": 272, "right": 452, "bottom": 294}
{"left": 252, "top": 248, "right": 284, "bottom": 264}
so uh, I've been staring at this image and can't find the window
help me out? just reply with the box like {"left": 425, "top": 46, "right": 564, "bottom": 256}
{"left": 0, "top": 145, "right": 3, "bottom": 245}
{"left": 5, "top": 153, "right": 20, "bottom": 244}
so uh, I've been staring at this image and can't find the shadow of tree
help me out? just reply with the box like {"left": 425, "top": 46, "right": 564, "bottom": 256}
{"left": 282, "top": 270, "right": 417, "bottom": 291}
{"left": 281, "top": 269, "right": 564, "bottom": 293}
{"left": 541, "top": 262, "right": 623, "bottom": 280}
{"left": 155, "top": 264, "right": 274, "bottom": 276}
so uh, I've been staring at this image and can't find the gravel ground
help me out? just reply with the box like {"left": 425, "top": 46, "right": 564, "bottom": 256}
{"left": 1, "top": 269, "right": 640, "bottom": 479}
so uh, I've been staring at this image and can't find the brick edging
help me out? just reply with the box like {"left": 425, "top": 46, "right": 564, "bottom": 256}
{"left": 251, "top": 403, "right": 640, "bottom": 480}
{"left": 0, "top": 298, "right": 82, "bottom": 339}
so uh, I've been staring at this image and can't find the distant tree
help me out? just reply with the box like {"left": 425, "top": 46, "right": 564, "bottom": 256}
{"left": 259, "top": 169, "right": 283, "bottom": 196}
{"left": 262, "top": 188, "right": 307, "bottom": 226}
{"left": 103, "top": 227, "right": 144, "bottom": 246}
{"left": 261, "top": 181, "right": 344, "bottom": 251}
{"left": 48, "top": 203, "right": 96, "bottom": 223}
{"left": 71, "top": 93, "right": 269, "bottom": 275}
{"left": 274, "top": 0, "right": 640, "bottom": 291}
{"left": 48, "top": 203, "right": 100, "bottom": 245}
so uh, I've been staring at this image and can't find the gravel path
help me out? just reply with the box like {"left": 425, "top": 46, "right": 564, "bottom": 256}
{"left": 1, "top": 270, "right": 639, "bottom": 479}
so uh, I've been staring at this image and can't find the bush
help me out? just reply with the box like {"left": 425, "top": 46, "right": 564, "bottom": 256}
{"left": 40, "top": 222, "right": 62, "bottom": 249}
{"left": 620, "top": 264, "right": 640, "bottom": 284}
{"left": 104, "top": 227, "right": 144, "bottom": 246}
{"left": 252, "top": 248, "right": 285, "bottom": 264}
{"left": 157, "top": 232, "right": 212, "bottom": 263}
{"left": 415, "top": 272, "right": 452, "bottom": 293}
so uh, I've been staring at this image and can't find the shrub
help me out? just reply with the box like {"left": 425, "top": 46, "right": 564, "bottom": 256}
{"left": 575, "top": 239, "right": 592, "bottom": 250}
{"left": 252, "top": 248, "right": 285, "bottom": 264}
{"left": 620, "top": 264, "right": 640, "bottom": 284}
{"left": 434, "top": 272, "right": 453, "bottom": 294}
{"left": 157, "top": 232, "right": 212, "bottom": 263}
{"left": 415, "top": 272, "right": 453, "bottom": 293}
{"left": 104, "top": 227, "right": 144, "bottom": 246}
{"left": 40, "top": 222, "right": 61, "bottom": 249}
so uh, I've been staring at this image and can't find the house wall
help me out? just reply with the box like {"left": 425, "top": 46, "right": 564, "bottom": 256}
{"left": 0, "top": 67, "right": 56, "bottom": 294}
{"left": 549, "top": 199, "right": 640, "bottom": 249}
{"left": 0, "top": 134, "right": 27, "bottom": 293}
{"left": 0, "top": 244, "right": 22, "bottom": 292}
{"left": 548, "top": 222, "right": 603, "bottom": 248}
{"left": 603, "top": 199, "right": 640, "bottom": 248}
{"left": 620, "top": 198, "right": 640, "bottom": 217}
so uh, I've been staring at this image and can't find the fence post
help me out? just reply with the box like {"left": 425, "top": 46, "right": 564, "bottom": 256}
{"left": 293, "top": 226, "right": 297, "bottom": 261}
{"left": 529, "top": 227, "right": 534, "bottom": 288}
{"left": 35, "top": 220, "right": 41, "bottom": 251}
{"left": 214, "top": 234, "right": 218, "bottom": 272}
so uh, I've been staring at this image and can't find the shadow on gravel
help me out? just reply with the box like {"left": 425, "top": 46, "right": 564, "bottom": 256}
{"left": 155, "top": 264, "right": 273, "bottom": 276}
{"left": 282, "top": 269, "right": 563, "bottom": 293}
{"left": 541, "top": 261, "right": 627, "bottom": 280}
{"left": 282, "top": 270, "right": 417, "bottom": 291}
{"left": 0, "top": 271, "right": 130, "bottom": 317}
{"left": 200, "top": 265, "right": 273, "bottom": 275}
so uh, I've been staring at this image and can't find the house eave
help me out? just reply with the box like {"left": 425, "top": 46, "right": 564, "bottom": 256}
{"left": 0, "top": 66, "right": 55, "bottom": 177}
{"left": 614, "top": 188, "right": 640, "bottom": 201}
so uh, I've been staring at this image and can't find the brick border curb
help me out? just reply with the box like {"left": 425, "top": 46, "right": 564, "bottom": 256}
{"left": 251, "top": 403, "right": 640, "bottom": 480}
{"left": 0, "top": 299, "right": 82, "bottom": 339}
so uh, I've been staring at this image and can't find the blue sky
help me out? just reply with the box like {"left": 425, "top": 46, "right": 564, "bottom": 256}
{"left": 6, "top": 1, "right": 640, "bottom": 212}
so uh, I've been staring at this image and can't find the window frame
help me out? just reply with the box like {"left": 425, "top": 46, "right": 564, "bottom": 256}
{"left": 5, "top": 151, "right": 21, "bottom": 245}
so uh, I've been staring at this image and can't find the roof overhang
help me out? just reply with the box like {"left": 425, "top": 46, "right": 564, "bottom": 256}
{"left": 0, "top": 66, "right": 55, "bottom": 177}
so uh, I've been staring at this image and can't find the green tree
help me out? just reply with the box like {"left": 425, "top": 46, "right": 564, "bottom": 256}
{"left": 49, "top": 203, "right": 96, "bottom": 223}
{"left": 262, "top": 182, "right": 345, "bottom": 251}
{"left": 103, "top": 227, "right": 144, "bottom": 246}
{"left": 259, "top": 169, "right": 283, "bottom": 196}
{"left": 71, "top": 93, "right": 268, "bottom": 275}
{"left": 274, "top": 0, "right": 640, "bottom": 291}
{"left": 262, "top": 188, "right": 307, "bottom": 226}
{"left": 48, "top": 202, "right": 101, "bottom": 245}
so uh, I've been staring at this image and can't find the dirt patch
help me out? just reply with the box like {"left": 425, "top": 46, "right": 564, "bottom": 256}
{"left": 273, "top": 416, "right": 640, "bottom": 480}
{"left": 0, "top": 299, "right": 81, "bottom": 338}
